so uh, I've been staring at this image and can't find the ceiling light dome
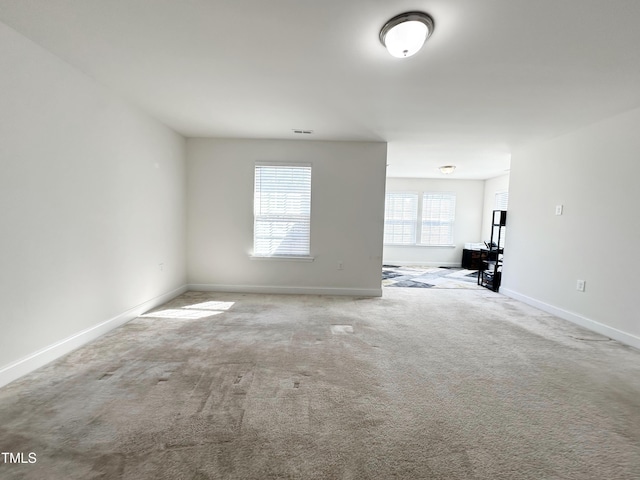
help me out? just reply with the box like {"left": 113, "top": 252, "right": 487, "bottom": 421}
{"left": 380, "top": 12, "right": 434, "bottom": 58}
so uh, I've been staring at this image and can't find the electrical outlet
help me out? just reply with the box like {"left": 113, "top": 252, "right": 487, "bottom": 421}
{"left": 576, "top": 279, "right": 585, "bottom": 292}
{"left": 159, "top": 263, "right": 164, "bottom": 272}
{"left": 555, "top": 205, "right": 563, "bottom": 215}
{"left": 337, "top": 261, "right": 344, "bottom": 270}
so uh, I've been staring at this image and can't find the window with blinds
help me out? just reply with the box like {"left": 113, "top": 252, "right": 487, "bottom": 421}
{"left": 384, "top": 192, "right": 419, "bottom": 244}
{"left": 421, "top": 193, "right": 456, "bottom": 246}
{"left": 495, "top": 191, "right": 509, "bottom": 210}
{"left": 253, "top": 163, "right": 312, "bottom": 257}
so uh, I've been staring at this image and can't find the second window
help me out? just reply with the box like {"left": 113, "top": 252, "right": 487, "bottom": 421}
{"left": 384, "top": 192, "right": 456, "bottom": 246}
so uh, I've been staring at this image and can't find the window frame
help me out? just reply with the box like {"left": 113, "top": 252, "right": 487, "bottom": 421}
{"left": 495, "top": 190, "right": 509, "bottom": 211}
{"left": 420, "top": 192, "right": 456, "bottom": 246}
{"left": 383, "top": 191, "right": 456, "bottom": 247}
{"left": 383, "top": 192, "right": 420, "bottom": 246}
{"left": 251, "top": 162, "right": 314, "bottom": 261}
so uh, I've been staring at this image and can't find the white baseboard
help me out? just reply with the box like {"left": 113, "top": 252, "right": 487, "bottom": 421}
{"left": 188, "top": 283, "right": 382, "bottom": 297}
{"left": 383, "top": 262, "right": 461, "bottom": 268}
{"left": 501, "top": 288, "right": 640, "bottom": 350}
{"left": 0, "top": 285, "right": 188, "bottom": 388}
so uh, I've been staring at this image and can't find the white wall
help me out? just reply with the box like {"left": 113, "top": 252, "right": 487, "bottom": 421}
{"left": 187, "top": 138, "right": 387, "bottom": 296}
{"left": 0, "top": 22, "right": 187, "bottom": 384}
{"left": 383, "top": 178, "right": 485, "bottom": 267}
{"left": 502, "top": 107, "right": 640, "bottom": 347}
{"left": 481, "top": 174, "right": 510, "bottom": 240}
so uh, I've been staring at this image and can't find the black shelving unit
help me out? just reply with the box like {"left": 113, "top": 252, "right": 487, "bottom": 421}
{"left": 478, "top": 210, "right": 506, "bottom": 292}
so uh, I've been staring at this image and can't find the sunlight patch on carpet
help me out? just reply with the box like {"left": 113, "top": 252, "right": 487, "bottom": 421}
{"left": 184, "top": 301, "right": 235, "bottom": 311}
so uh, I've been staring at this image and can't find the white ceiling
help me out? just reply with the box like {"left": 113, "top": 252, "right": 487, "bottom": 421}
{"left": 2, "top": 0, "right": 640, "bottom": 179}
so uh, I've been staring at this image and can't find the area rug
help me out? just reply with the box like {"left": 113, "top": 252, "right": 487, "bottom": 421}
{"left": 382, "top": 265, "right": 481, "bottom": 289}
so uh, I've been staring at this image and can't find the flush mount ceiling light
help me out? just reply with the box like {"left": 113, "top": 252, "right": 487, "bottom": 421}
{"left": 379, "top": 11, "right": 434, "bottom": 58}
{"left": 439, "top": 165, "right": 456, "bottom": 174}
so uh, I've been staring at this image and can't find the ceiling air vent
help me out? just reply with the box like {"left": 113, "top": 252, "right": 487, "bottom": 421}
{"left": 293, "top": 129, "right": 314, "bottom": 134}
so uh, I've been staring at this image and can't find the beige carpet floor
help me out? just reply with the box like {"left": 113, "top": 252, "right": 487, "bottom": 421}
{"left": 0, "top": 288, "right": 639, "bottom": 479}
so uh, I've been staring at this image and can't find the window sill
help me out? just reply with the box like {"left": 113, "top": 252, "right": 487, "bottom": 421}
{"left": 250, "top": 255, "right": 315, "bottom": 262}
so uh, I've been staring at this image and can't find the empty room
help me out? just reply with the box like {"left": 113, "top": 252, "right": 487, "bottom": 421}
{"left": 1, "top": 1, "right": 639, "bottom": 479}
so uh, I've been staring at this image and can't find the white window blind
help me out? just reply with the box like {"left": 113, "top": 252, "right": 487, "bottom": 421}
{"left": 421, "top": 193, "right": 456, "bottom": 246}
{"left": 495, "top": 191, "right": 509, "bottom": 210}
{"left": 384, "top": 193, "right": 419, "bottom": 244}
{"left": 254, "top": 164, "right": 311, "bottom": 257}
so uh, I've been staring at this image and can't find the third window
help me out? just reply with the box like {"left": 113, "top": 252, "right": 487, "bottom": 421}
{"left": 384, "top": 192, "right": 456, "bottom": 246}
